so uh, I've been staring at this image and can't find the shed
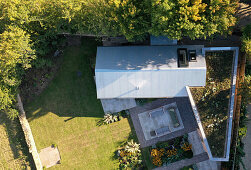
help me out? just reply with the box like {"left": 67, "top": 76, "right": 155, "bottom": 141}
{"left": 95, "top": 45, "right": 206, "bottom": 99}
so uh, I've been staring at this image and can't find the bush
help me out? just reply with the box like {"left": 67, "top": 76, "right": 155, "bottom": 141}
{"left": 150, "top": 134, "right": 193, "bottom": 167}
{"left": 125, "top": 140, "right": 140, "bottom": 154}
{"left": 32, "top": 58, "right": 53, "bottom": 69}
{"left": 103, "top": 113, "right": 119, "bottom": 124}
{"left": 118, "top": 140, "right": 142, "bottom": 169}
{"left": 242, "top": 24, "right": 251, "bottom": 59}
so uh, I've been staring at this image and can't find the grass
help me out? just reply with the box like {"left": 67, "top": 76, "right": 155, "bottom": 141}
{"left": 0, "top": 113, "right": 34, "bottom": 169}
{"left": 25, "top": 37, "right": 136, "bottom": 169}
{"left": 190, "top": 51, "right": 234, "bottom": 157}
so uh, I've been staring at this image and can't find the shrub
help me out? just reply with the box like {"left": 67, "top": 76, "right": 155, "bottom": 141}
{"left": 242, "top": 24, "right": 251, "bottom": 59}
{"left": 181, "top": 143, "right": 192, "bottom": 152}
{"left": 150, "top": 134, "right": 193, "bottom": 167}
{"left": 118, "top": 140, "right": 142, "bottom": 169}
{"left": 103, "top": 113, "right": 118, "bottom": 124}
{"left": 125, "top": 140, "right": 140, "bottom": 154}
{"left": 32, "top": 58, "right": 53, "bottom": 69}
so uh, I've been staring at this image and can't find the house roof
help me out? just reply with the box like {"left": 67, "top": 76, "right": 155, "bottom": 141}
{"left": 95, "top": 45, "right": 206, "bottom": 99}
{"left": 95, "top": 45, "right": 206, "bottom": 71}
{"left": 150, "top": 35, "right": 177, "bottom": 45}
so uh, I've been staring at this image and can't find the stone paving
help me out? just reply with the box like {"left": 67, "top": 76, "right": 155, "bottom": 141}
{"left": 101, "top": 98, "right": 136, "bottom": 113}
{"left": 39, "top": 146, "right": 61, "bottom": 168}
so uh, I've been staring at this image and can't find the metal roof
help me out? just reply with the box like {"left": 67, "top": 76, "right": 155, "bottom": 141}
{"left": 95, "top": 45, "right": 206, "bottom": 99}
{"left": 150, "top": 36, "right": 177, "bottom": 45}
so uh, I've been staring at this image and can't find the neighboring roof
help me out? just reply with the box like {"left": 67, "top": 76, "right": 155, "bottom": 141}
{"left": 95, "top": 45, "right": 206, "bottom": 71}
{"left": 150, "top": 36, "right": 177, "bottom": 45}
{"left": 95, "top": 45, "right": 206, "bottom": 99}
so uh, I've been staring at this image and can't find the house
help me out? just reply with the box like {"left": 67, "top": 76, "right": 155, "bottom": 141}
{"left": 95, "top": 45, "right": 206, "bottom": 113}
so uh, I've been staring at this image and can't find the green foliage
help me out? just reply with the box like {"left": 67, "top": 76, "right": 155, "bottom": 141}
{"left": 125, "top": 140, "right": 140, "bottom": 154}
{"left": 150, "top": 0, "right": 238, "bottom": 40}
{"left": 242, "top": 24, "right": 251, "bottom": 59}
{"left": 238, "top": 127, "right": 247, "bottom": 138}
{"left": 118, "top": 140, "right": 142, "bottom": 169}
{"left": 103, "top": 113, "right": 119, "bottom": 124}
{"left": 190, "top": 51, "right": 234, "bottom": 157}
{"left": 109, "top": 0, "right": 150, "bottom": 41}
{"left": 151, "top": 135, "right": 193, "bottom": 167}
{"left": 239, "top": 75, "right": 251, "bottom": 104}
{"left": 0, "top": 26, "right": 35, "bottom": 118}
{"left": 32, "top": 58, "right": 53, "bottom": 69}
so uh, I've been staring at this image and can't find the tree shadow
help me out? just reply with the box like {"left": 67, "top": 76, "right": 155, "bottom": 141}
{"left": 24, "top": 37, "right": 105, "bottom": 121}
{"left": 0, "top": 113, "right": 35, "bottom": 169}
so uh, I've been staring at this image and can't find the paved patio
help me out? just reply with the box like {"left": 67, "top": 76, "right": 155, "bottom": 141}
{"left": 101, "top": 98, "right": 136, "bottom": 113}
{"left": 130, "top": 97, "right": 198, "bottom": 148}
{"left": 138, "top": 102, "right": 184, "bottom": 140}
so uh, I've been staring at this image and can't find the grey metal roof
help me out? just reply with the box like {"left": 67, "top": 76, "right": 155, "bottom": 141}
{"left": 95, "top": 45, "right": 206, "bottom": 99}
{"left": 150, "top": 36, "right": 177, "bottom": 45}
{"left": 96, "top": 45, "right": 206, "bottom": 71}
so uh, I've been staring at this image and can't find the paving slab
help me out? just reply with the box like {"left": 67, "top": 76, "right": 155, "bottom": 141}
{"left": 39, "top": 146, "right": 61, "bottom": 168}
{"left": 101, "top": 98, "right": 136, "bottom": 113}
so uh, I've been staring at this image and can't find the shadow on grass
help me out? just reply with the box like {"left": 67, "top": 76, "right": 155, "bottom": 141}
{"left": 25, "top": 37, "right": 105, "bottom": 121}
{"left": 0, "top": 113, "right": 35, "bottom": 169}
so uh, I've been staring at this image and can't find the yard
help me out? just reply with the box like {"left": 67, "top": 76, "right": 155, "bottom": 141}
{"left": 25, "top": 38, "right": 136, "bottom": 169}
{"left": 0, "top": 113, "right": 33, "bottom": 169}
{"left": 190, "top": 51, "right": 234, "bottom": 157}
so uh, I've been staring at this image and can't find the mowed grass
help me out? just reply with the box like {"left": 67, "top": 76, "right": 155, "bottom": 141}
{"left": 0, "top": 114, "right": 33, "bottom": 169}
{"left": 25, "top": 38, "right": 134, "bottom": 169}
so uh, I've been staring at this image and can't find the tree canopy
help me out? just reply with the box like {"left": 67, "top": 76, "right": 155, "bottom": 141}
{"left": 0, "top": 26, "right": 35, "bottom": 119}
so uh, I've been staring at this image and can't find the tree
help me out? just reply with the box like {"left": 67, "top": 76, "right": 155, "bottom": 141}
{"left": 0, "top": 26, "right": 35, "bottom": 119}
{"left": 150, "top": 0, "right": 238, "bottom": 40}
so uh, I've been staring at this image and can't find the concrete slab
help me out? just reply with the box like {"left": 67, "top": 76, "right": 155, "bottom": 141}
{"left": 100, "top": 98, "right": 136, "bottom": 113}
{"left": 138, "top": 102, "right": 184, "bottom": 140}
{"left": 196, "top": 160, "right": 218, "bottom": 170}
{"left": 188, "top": 130, "right": 206, "bottom": 155}
{"left": 39, "top": 146, "right": 61, "bottom": 168}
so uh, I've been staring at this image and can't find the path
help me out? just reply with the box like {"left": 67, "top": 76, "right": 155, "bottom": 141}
{"left": 242, "top": 104, "right": 251, "bottom": 170}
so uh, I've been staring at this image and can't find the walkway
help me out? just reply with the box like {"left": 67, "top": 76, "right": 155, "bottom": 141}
{"left": 242, "top": 104, "right": 251, "bottom": 170}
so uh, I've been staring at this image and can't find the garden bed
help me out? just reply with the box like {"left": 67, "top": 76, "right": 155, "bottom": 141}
{"left": 190, "top": 51, "right": 234, "bottom": 157}
{"left": 142, "top": 134, "right": 193, "bottom": 168}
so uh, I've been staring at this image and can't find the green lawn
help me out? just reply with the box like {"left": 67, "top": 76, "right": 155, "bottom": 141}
{"left": 25, "top": 38, "right": 135, "bottom": 169}
{"left": 0, "top": 114, "right": 33, "bottom": 169}
{"left": 190, "top": 51, "right": 234, "bottom": 157}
